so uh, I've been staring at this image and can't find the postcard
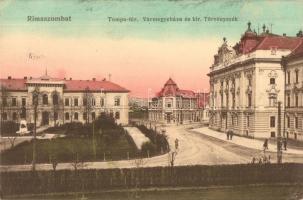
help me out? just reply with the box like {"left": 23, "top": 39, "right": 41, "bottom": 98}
{"left": 0, "top": 0, "right": 303, "bottom": 199}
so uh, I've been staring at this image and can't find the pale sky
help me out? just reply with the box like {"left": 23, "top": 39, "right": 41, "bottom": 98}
{"left": 1, "top": 0, "right": 303, "bottom": 97}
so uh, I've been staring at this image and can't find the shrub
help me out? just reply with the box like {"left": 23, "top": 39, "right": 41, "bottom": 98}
{"left": 141, "top": 141, "right": 157, "bottom": 156}
{"left": 0, "top": 121, "right": 19, "bottom": 135}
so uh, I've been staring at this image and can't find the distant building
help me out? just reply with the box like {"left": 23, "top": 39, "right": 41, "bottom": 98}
{"left": 148, "top": 78, "right": 208, "bottom": 124}
{"left": 0, "top": 73, "right": 130, "bottom": 126}
{"left": 129, "top": 96, "right": 148, "bottom": 110}
{"left": 282, "top": 33, "right": 303, "bottom": 140}
{"left": 208, "top": 22, "right": 303, "bottom": 140}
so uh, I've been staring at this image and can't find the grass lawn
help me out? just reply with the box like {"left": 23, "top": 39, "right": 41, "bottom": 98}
{"left": 0, "top": 134, "right": 138, "bottom": 165}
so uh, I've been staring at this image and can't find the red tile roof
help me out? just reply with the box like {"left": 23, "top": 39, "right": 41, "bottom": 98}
{"left": 64, "top": 79, "right": 129, "bottom": 92}
{"left": 253, "top": 36, "right": 301, "bottom": 51}
{"left": 0, "top": 77, "right": 129, "bottom": 92}
{"left": 155, "top": 78, "right": 196, "bottom": 98}
{"left": 285, "top": 38, "right": 303, "bottom": 59}
{"left": 0, "top": 79, "right": 27, "bottom": 91}
{"left": 236, "top": 31, "right": 302, "bottom": 54}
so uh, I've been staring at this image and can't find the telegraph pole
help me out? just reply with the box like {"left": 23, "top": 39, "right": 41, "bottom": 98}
{"left": 277, "top": 101, "right": 282, "bottom": 164}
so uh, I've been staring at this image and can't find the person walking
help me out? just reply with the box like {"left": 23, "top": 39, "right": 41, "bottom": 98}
{"left": 283, "top": 138, "right": 287, "bottom": 151}
{"left": 230, "top": 130, "right": 233, "bottom": 140}
{"left": 263, "top": 139, "right": 268, "bottom": 152}
{"left": 226, "top": 130, "right": 229, "bottom": 140}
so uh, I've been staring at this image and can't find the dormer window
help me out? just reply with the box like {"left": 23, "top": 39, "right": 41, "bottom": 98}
{"left": 270, "top": 46, "right": 277, "bottom": 55}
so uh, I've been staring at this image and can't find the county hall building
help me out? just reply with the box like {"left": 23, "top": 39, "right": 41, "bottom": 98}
{"left": 208, "top": 22, "right": 303, "bottom": 140}
{"left": 0, "top": 73, "right": 130, "bottom": 127}
{"left": 148, "top": 78, "right": 209, "bottom": 124}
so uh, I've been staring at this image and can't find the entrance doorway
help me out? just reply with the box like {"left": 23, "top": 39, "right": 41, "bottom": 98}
{"left": 166, "top": 113, "right": 172, "bottom": 123}
{"left": 42, "top": 111, "right": 49, "bottom": 125}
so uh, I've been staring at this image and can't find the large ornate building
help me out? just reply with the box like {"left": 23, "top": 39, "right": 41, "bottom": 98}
{"left": 0, "top": 73, "right": 130, "bottom": 127}
{"left": 282, "top": 34, "right": 303, "bottom": 140}
{"left": 148, "top": 78, "right": 208, "bottom": 124}
{"left": 208, "top": 22, "right": 303, "bottom": 140}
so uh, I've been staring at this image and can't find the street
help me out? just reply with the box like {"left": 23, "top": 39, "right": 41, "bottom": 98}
{"left": 1, "top": 124, "right": 302, "bottom": 172}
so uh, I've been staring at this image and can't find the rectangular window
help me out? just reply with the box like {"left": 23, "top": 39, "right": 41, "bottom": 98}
{"left": 295, "top": 94, "right": 298, "bottom": 107}
{"left": 270, "top": 78, "right": 275, "bottom": 85}
{"left": 12, "top": 97, "right": 17, "bottom": 106}
{"left": 295, "top": 70, "right": 299, "bottom": 83}
{"left": 91, "top": 98, "right": 95, "bottom": 106}
{"left": 22, "top": 98, "right": 26, "bottom": 106}
{"left": 295, "top": 117, "right": 298, "bottom": 129}
{"left": 92, "top": 112, "right": 96, "bottom": 120}
{"left": 248, "top": 94, "right": 252, "bottom": 107}
{"left": 270, "top": 116, "right": 275, "bottom": 128}
{"left": 287, "top": 71, "right": 290, "bottom": 84}
{"left": 65, "top": 98, "right": 69, "bottom": 106}
{"left": 2, "top": 98, "right": 7, "bottom": 106}
{"left": 74, "top": 98, "right": 78, "bottom": 106}
{"left": 287, "top": 116, "right": 290, "bottom": 128}
{"left": 114, "top": 97, "right": 120, "bottom": 106}
{"left": 247, "top": 116, "right": 250, "bottom": 127}
{"left": 287, "top": 95, "right": 290, "bottom": 107}
{"left": 115, "top": 111, "right": 120, "bottom": 119}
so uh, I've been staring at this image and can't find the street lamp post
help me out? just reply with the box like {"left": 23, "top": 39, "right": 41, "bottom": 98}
{"left": 32, "top": 88, "right": 39, "bottom": 171}
{"left": 277, "top": 101, "right": 282, "bottom": 164}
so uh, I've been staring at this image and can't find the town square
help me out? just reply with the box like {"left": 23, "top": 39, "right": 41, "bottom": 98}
{"left": 0, "top": 0, "right": 303, "bottom": 199}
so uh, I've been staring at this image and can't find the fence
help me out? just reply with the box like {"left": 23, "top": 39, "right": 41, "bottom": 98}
{"left": 1, "top": 163, "right": 303, "bottom": 196}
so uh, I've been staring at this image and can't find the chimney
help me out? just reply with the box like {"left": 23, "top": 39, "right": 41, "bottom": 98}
{"left": 24, "top": 76, "right": 27, "bottom": 80}
{"left": 8, "top": 76, "right": 11, "bottom": 79}
{"left": 69, "top": 77, "right": 72, "bottom": 80}
{"left": 283, "top": 33, "right": 286, "bottom": 36}
{"left": 92, "top": 78, "right": 96, "bottom": 81}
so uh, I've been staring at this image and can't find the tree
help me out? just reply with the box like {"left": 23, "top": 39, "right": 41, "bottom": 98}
{"left": 0, "top": 86, "right": 9, "bottom": 128}
{"left": 82, "top": 87, "right": 93, "bottom": 124}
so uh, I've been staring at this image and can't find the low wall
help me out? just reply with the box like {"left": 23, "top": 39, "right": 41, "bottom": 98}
{"left": 1, "top": 163, "right": 303, "bottom": 196}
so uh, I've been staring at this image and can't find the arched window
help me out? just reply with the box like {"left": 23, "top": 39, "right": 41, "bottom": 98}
{"left": 100, "top": 98, "right": 105, "bottom": 107}
{"left": 42, "top": 94, "right": 48, "bottom": 105}
{"left": 53, "top": 94, "right": 59, "bottom": 105}
{"left": 65, "top": 112, "right": 70, "bottom": 120}
{"left": 74, "top": 112, "right": 78, "bottom": 120}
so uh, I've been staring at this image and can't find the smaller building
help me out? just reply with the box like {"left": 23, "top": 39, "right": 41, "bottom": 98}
{"left": 282, "top": 34, "right": 303, "bottom": 140}
{"left": 148, "top": 78, "right": 208, "bottom": 124}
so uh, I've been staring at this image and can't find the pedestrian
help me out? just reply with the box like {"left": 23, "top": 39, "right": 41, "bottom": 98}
{"left": 175, "top": 138, "right": 179, "bottom": 150}
{"left": 283, "top": 138, "right": 287, "bottom": 151}
{"left": 263, "top": 139, "right": 268, "bottom": 152}
{"left": 226, "top": 130, "right": 229, "bottom": 140}
{"left": 230, "top": 130, "right": 233, "bottom": 140}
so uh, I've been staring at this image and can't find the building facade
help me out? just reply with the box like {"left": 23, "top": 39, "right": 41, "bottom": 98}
{"left": 0, "top": 74, "right": 130, "bottom": 127}
{"left": 208, "top": 22, "right": 303, "bottom": 139}
{"left": 283, "top": 35, "right": 303, "bottom": 140}
{"left": 148, "top": 78, "right": 208, "bottom": 124}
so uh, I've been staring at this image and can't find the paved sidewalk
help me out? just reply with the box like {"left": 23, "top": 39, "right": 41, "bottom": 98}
{"left": 193, "top": 127, "right": 303, "bottom": 155}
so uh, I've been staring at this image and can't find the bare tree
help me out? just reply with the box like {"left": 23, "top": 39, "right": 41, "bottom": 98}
{"left": 82, "top": 87, "right": 93, "bottom": 124}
